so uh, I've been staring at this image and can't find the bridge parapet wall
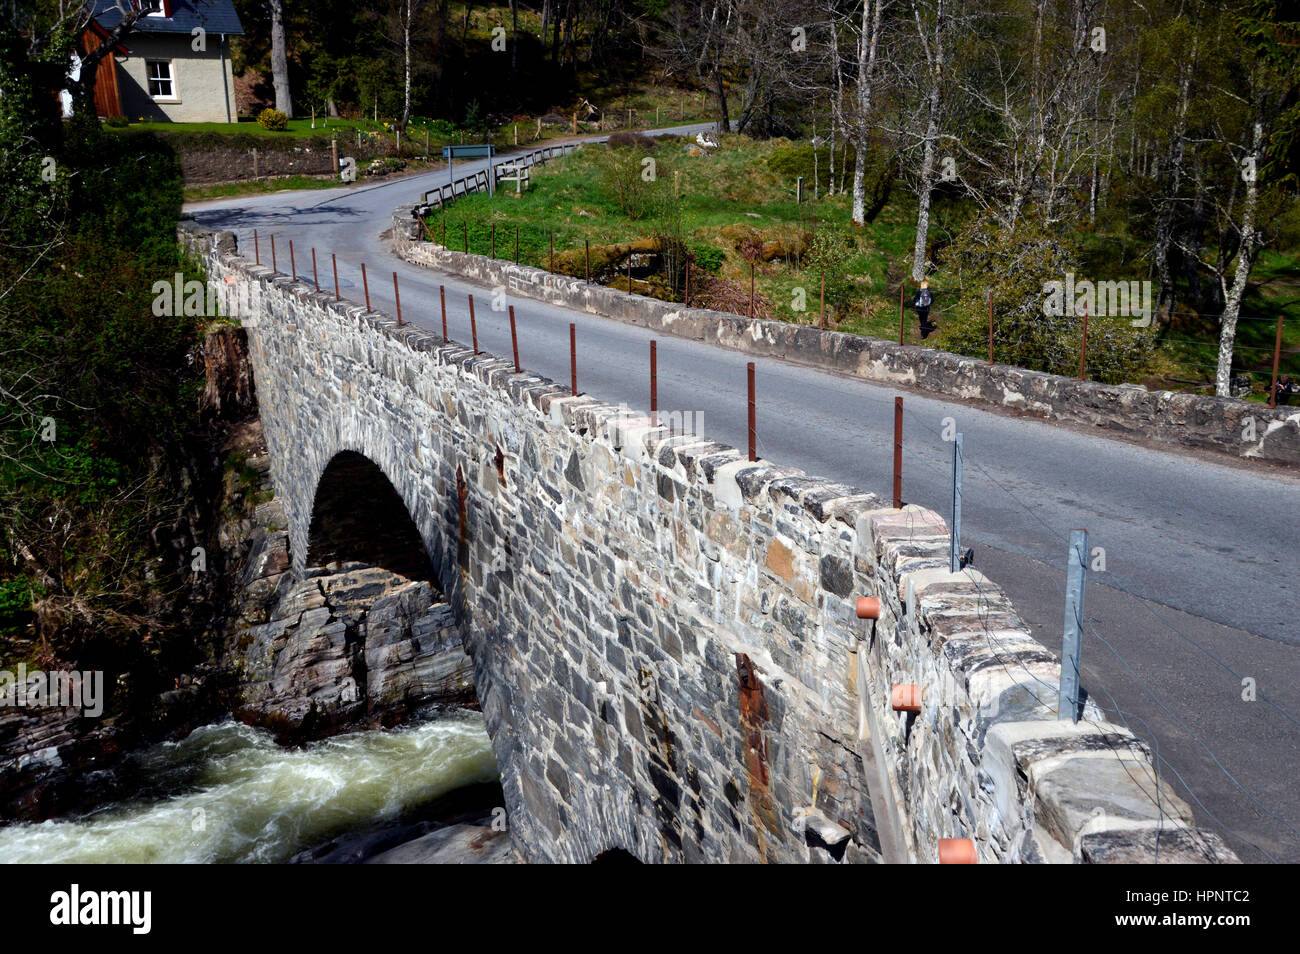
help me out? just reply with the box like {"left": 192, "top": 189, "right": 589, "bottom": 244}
{"left": 180, "top": 218, "right": 1238, "bottom": 864}
{"left": 392, "top": 205, "right": 1299, "bottom": 467}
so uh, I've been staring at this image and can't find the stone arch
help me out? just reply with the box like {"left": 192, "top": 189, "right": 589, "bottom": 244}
{"left": 307, "top": 451, "right": 435, "bottom": 582}
{"left": 298, "top": 445, "right": 529, "bottom": 851}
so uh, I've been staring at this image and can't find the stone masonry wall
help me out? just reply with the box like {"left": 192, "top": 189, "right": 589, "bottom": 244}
{"left": 392, "top": 205, "right": 1300, "bottom": 467}
{"left": 179, "top": 219, "right": 1238, "bottom": 864}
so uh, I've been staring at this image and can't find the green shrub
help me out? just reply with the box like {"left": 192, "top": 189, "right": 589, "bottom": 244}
{"left": 257, "top": 107, "right": 288, "bottom": 131}
{"left": 690, "top": 243, "right": 725, "bottom": 273}
{"left": 936, "top": 213, "right": 1155, "bottom": 383}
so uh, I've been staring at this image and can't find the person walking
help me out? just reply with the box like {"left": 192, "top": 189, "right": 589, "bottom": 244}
{"left": 914, "top": 280, "right": 936, "bottom": 340}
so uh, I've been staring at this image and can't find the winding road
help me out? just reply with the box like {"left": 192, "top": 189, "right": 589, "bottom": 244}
{"left": 189, "top": 126, "right": 1300, "bottom": 862}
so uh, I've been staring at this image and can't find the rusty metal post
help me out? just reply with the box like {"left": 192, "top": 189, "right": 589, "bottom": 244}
{"left": 393, "top": 271, "right": 403, "bottom": 326}
{"left": 289, "top": 240, "right": 296, "bottom": 280}
{"left": 570, "top": 323, "right": 578, "bottom": 395}
{"left": 469, "top": 293, "right": 478, "bottom": 353}
{"left": 747, "top": 362, "right": 757, "bottom": 461}
{"left": 1078, "top": 303, "right": 1089, "bottom": 380}
{"left": 254, "top": 229, "right": 260, "bottom": 264}
{"left": 312, "top": 248, "right": 319, "bottom": 290}
{"left": 361, "top": 263, "right": 370, "bottom": 311}
{"left": 585, "top": 240, "right": 590, "bottom": 284}
{"left": 898, "top": 282, "right": 905, "bottom": 345}
{"left": 749, "top": 262, "right": 755, "bottom": 318}
{"left": 509, "top": 305, "right": 520, "bottom": 372}
{"left": 893, "top": 397, "right": 903, "bottom": 509}
{"left": 271, "top": 234, "right": 277, "bottom": 272}
{"left": 988, "top": 289, "right": 994, "bottom": 363}
{"left": 332, "top": 254, "right": 339, "bottom": 300}
{"left": 819, "top": 271, "right": 826, "bottom": 329}
{"left": 650, "top": 340, "right": 658, "bottom": 421}
{"left": 440, "top": 285, "right": 448, "bottom": 341}
{"left": 1269, "top": 314, "right": 1284, "bottom": 408}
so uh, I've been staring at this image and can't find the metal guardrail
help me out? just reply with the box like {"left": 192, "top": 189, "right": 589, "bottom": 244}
{"left": 418, "top": 143, "right": 580, "bottom": 211}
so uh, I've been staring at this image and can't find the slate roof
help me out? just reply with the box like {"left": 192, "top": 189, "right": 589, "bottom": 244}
{"left": 92, "top": 0, "right": 244, "bottom": 37}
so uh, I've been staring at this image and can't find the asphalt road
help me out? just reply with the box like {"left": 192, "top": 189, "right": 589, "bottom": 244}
{"left": 190, "top": 126, "right": 1300, "bottom": 862}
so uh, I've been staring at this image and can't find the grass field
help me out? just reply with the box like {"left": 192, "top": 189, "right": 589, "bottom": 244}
{"left": 421, "top": 134, "right": 1299, "bottom": 399}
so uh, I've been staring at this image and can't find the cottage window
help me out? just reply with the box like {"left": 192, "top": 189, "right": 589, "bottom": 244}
{"left": 146, "top": 60, "right": 175, "bottom": 99}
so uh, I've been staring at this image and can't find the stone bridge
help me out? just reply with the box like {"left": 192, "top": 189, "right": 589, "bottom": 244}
{"left": 180, "top": 220, "right": 1237, "bottom": 864}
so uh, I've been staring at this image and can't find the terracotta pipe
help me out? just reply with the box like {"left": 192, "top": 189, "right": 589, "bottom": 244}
{"left": 856, "top": 596, "right": 881, "bottom": 620}
{"left": 891, "top": 684, "right": 921, "bottom": 713}
{"left": 938, "top": 838, "right": 977, "bottom": 864}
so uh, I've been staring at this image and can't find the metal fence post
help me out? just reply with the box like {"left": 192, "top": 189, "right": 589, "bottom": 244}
{"left": 747, "top": 362, "right": 756, "bottom": 461}
{"left": 311, "top": 248, "right": 319, "bottom": 290}
{"left": 1059, "top": 529, "right": 1087, "bottom": 722}
{"left": 393, "top": 271, "right": 403, "bottom": 326}
{"left": 254, "top": 229, "right": 260, "bottom": 264}
{"left": 469, "top": 293, "right": 478, "bottom": 354}
{"left": 289, "top": 240, "right": 296, "bottom": 281}
{"left": 332, "top": 253, "right": 339, "bottom": 300}
{"left": 361, "top": 262, "right": 370, "bottom": 311}
{"left": 570, "top": 323, "right": 578, "bottom": 395}
{"left": 950, "top": 433, "right": 963, "bottom": 573}
{"left": 440, "top": 285, "right": 448, "bottom": 341}
{"left": 650, "top": 340, "right": 658, "bottom": 422}
{"left": 893, "top": 397, "right": 903, "bottom": 510}
{"left": 509, "top": 304, "right": 520, "bottom": 372}
{"left": 1269, "top": 314, "right": 1284, "bottom": 408}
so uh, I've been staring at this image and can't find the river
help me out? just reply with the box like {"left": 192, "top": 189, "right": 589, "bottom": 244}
{"left": 0, "top": 711, "right": 498, "bottom": 863}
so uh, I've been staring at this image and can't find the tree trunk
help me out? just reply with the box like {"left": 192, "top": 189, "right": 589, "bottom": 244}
{"left": 269, "top": 0, "right": 293, "bottom": 118}
{"left": 1154, "top": 42, "right": 1195, "bottom": 318}
{"left": 403, "top": 2, "right": 413, "bottom": 126}
{"left": 910, "top": 0, "right": 944, "bottom": 282}
{"left": 851, "top": 0, "right": 885, "bottom": 225}
{"left": 1215, "top": 122, "right": 1262, "bottom": 397}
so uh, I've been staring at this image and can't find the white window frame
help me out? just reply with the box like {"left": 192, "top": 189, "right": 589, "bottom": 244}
{"left": 140, "top": 0, "right": 167, "bottom": 16}
{"left": 146, "top": 59, "right": 177, "bottom": 100}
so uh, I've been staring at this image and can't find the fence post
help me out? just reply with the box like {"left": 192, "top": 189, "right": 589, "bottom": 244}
{"left": 1078, "top": 303, "right": 1090, "bottom": 380}
{"left": 1269, "top": 314, "right": 1284, "bottom": 408}
{"left": 332, "top": 253, "right": 339, "bottom": 300}
{"left": 570, "top": 323, "right": 578, "bottom": 395}
{"left": 949, "top": 433, "right": 963, "bottom": 573}
{"left": 819, "top": 271, "right": 826, "bottom": 330}
{"left": 988, "top": 289, "right": 994, "bottom": 363}
{"left": 898, "top": 282, "right": 905, "bottom": 346}
{"left": 312, "top": 248, "right": 319, "bottom": 290}
{"left": 469, "top": 293, "right": 478, "bottom": 354}
{"left": 440, "top": 285, "right": 448, "bottom": 341}
{"left": 254, "top": 229, "right": 259, "bottom": 265}
{"left": 271, "top": 234, "right": 277, "bottom": 273}
{"left": 509, "top": 305, "right": 520, "bottom": 372}
{"left": 747, "top": 362, "right": 757, "bottom": 462}
{"left": 289, "top": 240, "right": 296, "bottom": 281}
{"left": 650, "top": 340, "right": 658, "bottom": 422}
{"left": 893, "top": 397, "right": 903, "bottom": 509}
{"left": 393, "top": 271, "right": 403, "bottom": 326}
{"left": 361, "top": 263, "right": 370, "bottom": 311}
{"left": 1059, "top": 529, "right": 1088, "bottom": 723}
